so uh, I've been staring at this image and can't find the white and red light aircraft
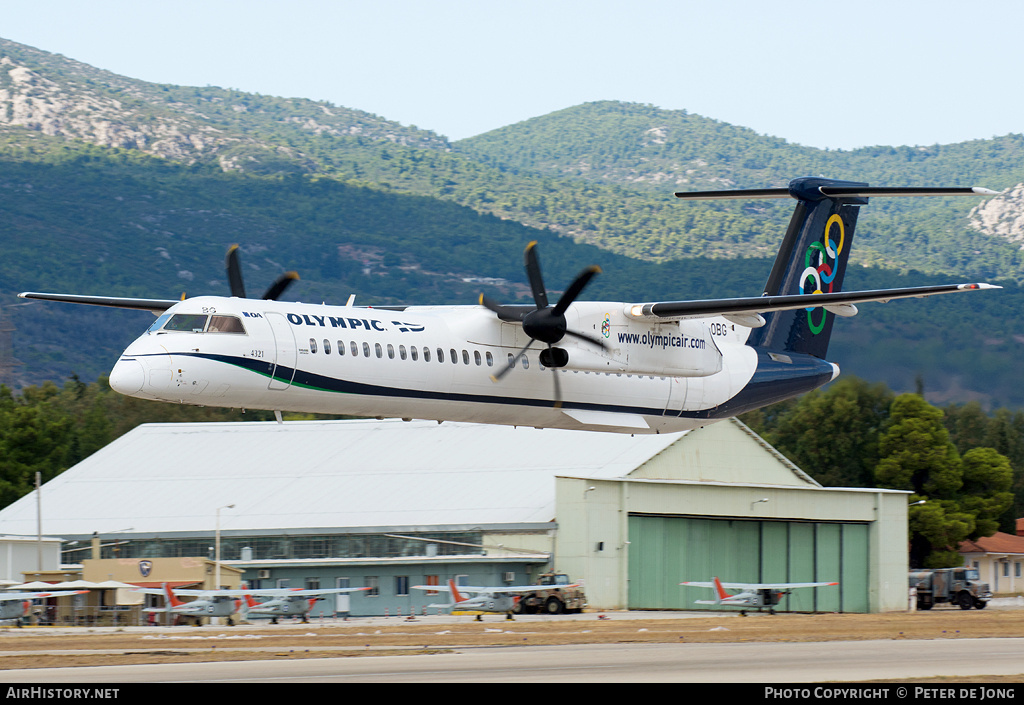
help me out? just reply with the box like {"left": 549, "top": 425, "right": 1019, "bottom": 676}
{"left": 680, "top": 576, "right": 839, "bottom": 614}
{"left": 241, "top": 586, "right": 371, "bottom": 623}
{"left": 412, "top": 578, "right": 575, "bottom": 620}
{"left": 138, "top": 583, "right": 368, "bottom": 625}
{"left": 19, "top": 178, "right": 1000, "bottom": 434}
{"left": 0, "top": 589, "right": 89, "bottom": 625}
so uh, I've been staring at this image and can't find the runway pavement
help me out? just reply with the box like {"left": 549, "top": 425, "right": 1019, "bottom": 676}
{"left": 2, "top": 638, "right": 1023, "bottom": 683}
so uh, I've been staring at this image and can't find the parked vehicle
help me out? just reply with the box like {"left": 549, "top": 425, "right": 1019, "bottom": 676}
{"left": 512, "top": 573, "right": 587, "bottom": 614}
{"left": 909, "top": 568, "right": 992, "bottom": 610}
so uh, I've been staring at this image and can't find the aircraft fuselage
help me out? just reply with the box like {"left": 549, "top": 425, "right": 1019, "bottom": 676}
{"left": 108, "top": 296, "right": 835, "bottom": 434}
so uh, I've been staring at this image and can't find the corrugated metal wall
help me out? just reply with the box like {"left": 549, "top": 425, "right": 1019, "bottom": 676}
{"left": 627, "top": 515, "right": 869, "bottom": 613}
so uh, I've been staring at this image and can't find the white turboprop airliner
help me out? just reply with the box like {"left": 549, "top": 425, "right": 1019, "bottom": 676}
{"left": 19, "top": 177, "right": 1001, "bottom": 434}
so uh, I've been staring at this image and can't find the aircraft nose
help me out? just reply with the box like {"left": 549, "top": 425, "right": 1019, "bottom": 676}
{"left": 109, "top": 358, "right": 145, "bottom": 395}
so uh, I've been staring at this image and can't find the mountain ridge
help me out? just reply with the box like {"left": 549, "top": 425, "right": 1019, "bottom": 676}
{"left": 2, "top": 37, "right": 1024, "bottom": 408}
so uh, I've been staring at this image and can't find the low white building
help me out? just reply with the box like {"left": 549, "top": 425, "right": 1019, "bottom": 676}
{"left": 0, "top": 418, "right": 910, "bottom": 614}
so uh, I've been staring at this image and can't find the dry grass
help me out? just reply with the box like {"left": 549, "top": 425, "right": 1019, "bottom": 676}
{"left": 2, "top": 609, "right": 1023, "bottom": 672}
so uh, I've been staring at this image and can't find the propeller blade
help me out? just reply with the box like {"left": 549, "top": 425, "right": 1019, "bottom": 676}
{"left": 523, "top": 241, "right": 549, "bottom": 310}
{"left": 564, "top": 328, "right": 609, "bottom": 350}
{"left": 552, "top": 265, "right": 601, "bottom": 317}
{"left": 262, "top": 271, "right": 300, "bottom": 301}
{"left": 225, "top": 245, "right": 246, "bottom": 299}
{"left": 479, "top": 294, "right": 528, "bottom": 322}
{"left": 490, "top": 341, "right": 533, "bottom": 383}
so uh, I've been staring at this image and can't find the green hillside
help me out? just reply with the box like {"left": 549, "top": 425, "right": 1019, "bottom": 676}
{"left": 2, "top": 38, "right": 1024, "bottom": 408}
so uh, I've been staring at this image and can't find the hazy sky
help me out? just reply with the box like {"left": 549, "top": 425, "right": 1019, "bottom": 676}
{"left": 4, "top": 0, "right": 1023, "bottom": 149}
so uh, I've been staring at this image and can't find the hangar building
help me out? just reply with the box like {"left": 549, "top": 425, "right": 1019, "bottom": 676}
{"left": 0, "top": 418, "right": 910, "bottom": 615}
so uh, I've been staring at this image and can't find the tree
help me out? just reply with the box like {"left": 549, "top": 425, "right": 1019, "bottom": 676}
{"left": 876, "top": 394, "right": 1015, "bottom": 567}
{"left": 875, "top": 394, "right": 962, "bottom": 499}
{"left": 754, "top": 377, "right": 894, "bottom": 487}
{"left": 958, "top": 447, "right": 1014, "bottom": 538}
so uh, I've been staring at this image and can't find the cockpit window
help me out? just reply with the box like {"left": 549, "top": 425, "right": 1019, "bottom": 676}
{"left": 163, "top": 314, "right": 209, "bottom": 332}
{"left": 207, "top": 315, "right": 246, "bottom": 334}
{"left": 151, "top": 313, "right": 247, "bottom": 334}
{"left": 148, "top": 313, "right": 173, "bottom": 333}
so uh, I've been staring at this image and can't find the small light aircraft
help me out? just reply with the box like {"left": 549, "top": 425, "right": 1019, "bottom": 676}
{"left": 138, "top": 583, "right": 243, "bottom": 626}
{"left": 0, "top": 589, "right": 89, "bottom": 626}
{"left": 138, "top": 583, "right": 368, "bottom": 625}
{"left": 241, "top": 586, "right": 371, "bottom": 624}
{"left": 412, "top": 578, "right": 578, "bottom": 620}
{"left": 19, "top": 177, "right": 1001, "bottom": 434}
{"left": 680, "top": 576, "right": 838, "bottom": 615}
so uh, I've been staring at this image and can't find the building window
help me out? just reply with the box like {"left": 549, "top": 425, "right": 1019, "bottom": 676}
{"left": 423, "top": 574, "right": 440, "bottom": 596}
{"left": 365, "top": 576, "right": 379, "bottom": 596}
{"left": 1015, "top": 562, "right": 1021, "bottom": 578}
{"left": 1004, "top": 562, "right": 1010, "bottom": 577}
{"left": 306, "top": 578, "right": 321, "bottom": 590}
{"left": 395, "top": 576, "right": 410, "bottom": 596}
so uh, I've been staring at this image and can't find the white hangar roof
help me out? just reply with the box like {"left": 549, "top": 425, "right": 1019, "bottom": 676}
{"left": 0, "top": 418, "right": 817, "bottom": 538}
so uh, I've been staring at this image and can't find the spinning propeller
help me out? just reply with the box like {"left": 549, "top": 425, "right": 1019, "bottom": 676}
{"left": 480, "top": 241, "right": 605, "bottom": 406}
{"left": 225, "top": 244, "right": 300, "bottom": 301}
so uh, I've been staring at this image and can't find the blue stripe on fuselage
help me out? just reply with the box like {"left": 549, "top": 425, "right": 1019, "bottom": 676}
{"left": 139, "top": 348, "right": 835, "bottom": 421}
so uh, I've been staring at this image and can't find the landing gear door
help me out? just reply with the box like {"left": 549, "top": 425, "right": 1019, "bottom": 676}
{"left": 265, "top": 312, "right": 296, "bottom": 390}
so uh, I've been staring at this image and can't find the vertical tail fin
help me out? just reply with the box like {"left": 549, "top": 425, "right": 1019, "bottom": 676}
{"left": 162, "top": 583, "right": 185, "bottom": 608}
{"left": 712, "top": 576, "right": 730, "bottom": 603}
{"left": 675, "top": 178, "right": 996, "bottom": 358}
{"left": 448, "top": 578, "right": 466, "bottom": 605}
{"left": 747, "top": 177, "right": 866, "bottom": 358}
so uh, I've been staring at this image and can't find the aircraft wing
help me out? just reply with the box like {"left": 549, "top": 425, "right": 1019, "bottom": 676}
{"left": 0, "top": 590, "right": 89, "bottom": 601}
{"left": 18, "top": 292, "right": 179, "bottom": 314}
{"left": 626, "top": 283, "right": 999, "bottom": 324}
{"left": 249, "top": 587, "right": 372, "bottom": 597}
{"left": 133, "top": 588, "right": 212, "bottom": 596}
{"left": 681, "top": 581, "right": 837, "bottom": 589}
{"left": 412, "top": 584, "right": 573, "bottom": 594}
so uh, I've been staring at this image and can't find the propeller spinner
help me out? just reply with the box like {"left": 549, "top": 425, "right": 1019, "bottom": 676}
{"left": 225, "top": 244, "right": 300, "bottom": 301}
{"left": 480, "top": 241, "right": 605, "bottom": 406}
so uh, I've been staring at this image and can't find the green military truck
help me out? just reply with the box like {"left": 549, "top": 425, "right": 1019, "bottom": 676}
{"left": 909, "top": 567, "right": 992, "bottom": 610}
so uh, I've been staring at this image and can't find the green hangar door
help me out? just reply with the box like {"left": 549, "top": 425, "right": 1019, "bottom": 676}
{"left": 627, "top": 516, "right": 869, "bottom": 613}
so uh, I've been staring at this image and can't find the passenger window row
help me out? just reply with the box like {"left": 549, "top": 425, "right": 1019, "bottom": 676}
{"left": 307, "top": 340, "right": 533, "bottom": 369}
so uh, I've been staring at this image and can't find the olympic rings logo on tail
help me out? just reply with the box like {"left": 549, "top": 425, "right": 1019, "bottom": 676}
{"left": 800, "top": 214, "right": 845, "bottom": 335}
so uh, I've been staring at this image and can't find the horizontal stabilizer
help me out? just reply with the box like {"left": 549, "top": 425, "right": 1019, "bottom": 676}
{"left": 627, "top": 283, "right": 1000, "bottom": 323}
{"left": 674, "top": 185, "right": 1000, "bottom": 201}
